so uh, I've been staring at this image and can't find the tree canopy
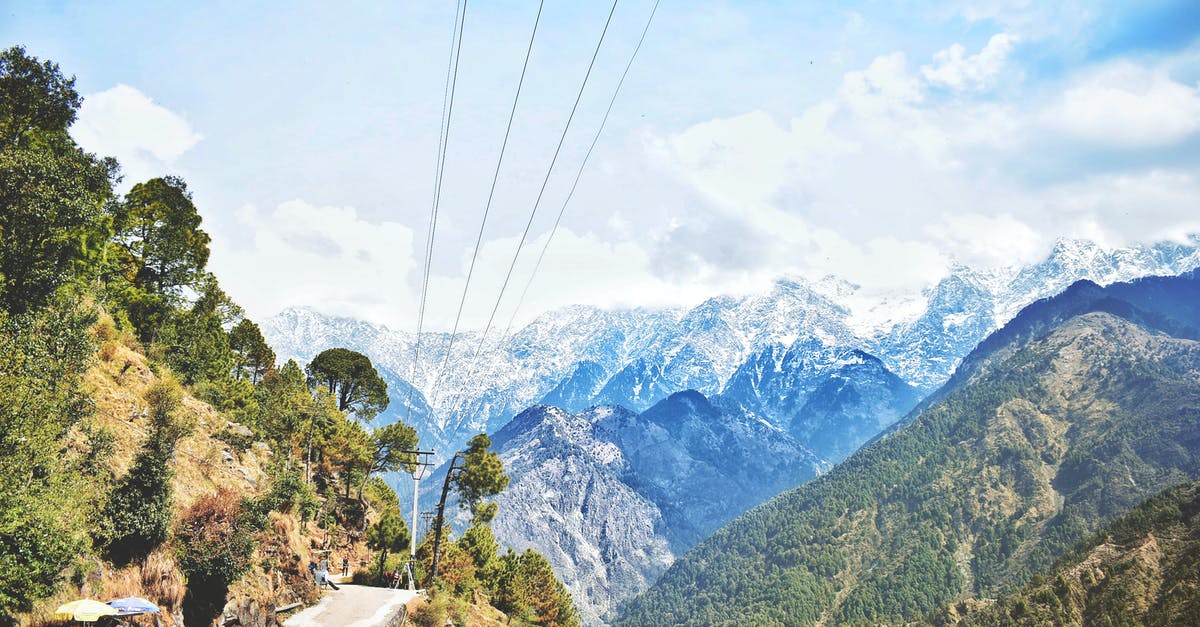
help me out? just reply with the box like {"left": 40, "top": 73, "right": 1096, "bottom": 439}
{"left": 305, "top": 347, "right": 389, "bottom": 421}
{"left": 114, "top": 176, "right": 210, "bottom": 297}
{"left": 229, "top": 318, "right": 276, "bottom": 383}
{"left": 0, "top": 46, "right": 115, "bottom": 315}
{"left": 453, "top": 434, "right": 509, "bottom": 524}
{"left": 0, "top": 45, "right": 81, "bottom": 146}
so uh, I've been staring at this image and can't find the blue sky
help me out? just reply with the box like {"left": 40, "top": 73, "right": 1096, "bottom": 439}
{"left": 3, "top": 1, "right": 1199, "bottom": 330}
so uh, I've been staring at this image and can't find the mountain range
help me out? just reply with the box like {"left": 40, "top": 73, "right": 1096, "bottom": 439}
{"left": 259, "top": 237, "right": 1200, "bottom": 622}
{"left": 262, "top": 237, "right": 1200, "bottom": 465}
{"left": 617, "top": 268, "right": 1200, "bottom": 625}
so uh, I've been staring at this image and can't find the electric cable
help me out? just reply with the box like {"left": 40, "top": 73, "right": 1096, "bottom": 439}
{"left": 464, "top": 0, "right": 622, "bottom": 369}
{"left": 406, "top": 0, "right": 468, "bottom": 423}
{"left": 426, "top": 0, "right": 548, "bottom": 407}
{"left": 500, "top": 0, "right": 660, "bottom": 342}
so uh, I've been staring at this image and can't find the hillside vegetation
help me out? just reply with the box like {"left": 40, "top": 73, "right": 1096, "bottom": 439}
{"left": 0, "top": 46, "right": 576, "bottom": 627}
{"left": 618, "top": 271, "right": 1200, "bottom": 625}
{"left": 943, "top": 480, "right": 1200, "bottom": 626}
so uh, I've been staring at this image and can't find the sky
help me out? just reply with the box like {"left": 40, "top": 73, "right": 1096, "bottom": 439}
{"left": 4, "top": 0, "right": 1200, "bottom": 332}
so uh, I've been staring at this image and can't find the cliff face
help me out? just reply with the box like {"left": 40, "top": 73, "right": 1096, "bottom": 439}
{"left": 487, "top": 406, "right": 674, "bottom": 626}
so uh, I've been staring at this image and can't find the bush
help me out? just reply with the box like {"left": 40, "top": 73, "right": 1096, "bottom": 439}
{"left": 100, "top": 437, "right": 173, "bottom": 563}
{"left": 409, "top": 588, "right": 469, "bottom": 627}
{"left": 175, "top": 489, "right": 258, "bottom": 626}
{"left": 259, "top": 465, "right": 319, "bottom": 522}
{"left": 101, "top": 376, "right": 191, "bottom": 563}
{"left": 175, "top": 490, "right": 257, "bottom": 585}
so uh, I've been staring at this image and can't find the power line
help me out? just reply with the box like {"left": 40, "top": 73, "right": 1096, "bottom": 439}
{"left": 501, "top": 0, "right": 661, "bottom": 341}
{"left": 426, "top": 0, "right": 547, "bottom": 407}
{"left": 466, "top": 0, "right": 622, "bottom": 368}
{"left": 407, "top": 0, "right": 469, "bottom": 423}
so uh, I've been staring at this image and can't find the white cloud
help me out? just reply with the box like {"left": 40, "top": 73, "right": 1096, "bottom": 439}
{"left": 1045, "top": 64, "right": 1200, "bottom": 148}
{"left": 426, "top": 227, "right": 769, "bottom": 333}
{"left": 1038, "top": 170, "right": 1200, "bottom": 245}
{"left": 209, "top": 200, "right": 418, "bottom": 328}
{"left": 925, "top": 213, "right": 1042, "bottom": 267}
{"left": 841, "top": 52, "right": 924, "bottom": 109}
{"left": 922, "top": 33, "right": 1019, "bottom": 92}
{"left": 643, "top": 43, "right": 1200, "bottom": 295}
{"left": 208, "top": 198, "right": 746, "bottom": 332}
{"left": 648, "top": 111, "right": 800, "bottom": 210}
{"left": 802, "top": 230, "right": 950, "bottom": 294}
{"left": 71, "top": 84, "right": 203, "bottom": 187}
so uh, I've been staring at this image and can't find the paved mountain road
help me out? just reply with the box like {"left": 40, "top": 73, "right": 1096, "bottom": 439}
{"left": 282, "top": 585, "right": 418, "bottom": 627}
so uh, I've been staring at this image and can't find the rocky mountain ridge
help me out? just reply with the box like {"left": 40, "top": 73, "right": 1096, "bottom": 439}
{"left": 462, "top": 391, "right": 825, "bottom": 624}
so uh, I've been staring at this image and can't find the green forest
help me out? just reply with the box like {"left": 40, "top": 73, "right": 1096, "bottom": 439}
{"left": 0, "top": 46, "right": 576, "bottom": 627}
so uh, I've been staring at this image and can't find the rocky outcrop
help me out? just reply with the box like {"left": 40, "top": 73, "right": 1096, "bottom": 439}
{"left": 485, "top": 396, "right": 822, "bottom": 624}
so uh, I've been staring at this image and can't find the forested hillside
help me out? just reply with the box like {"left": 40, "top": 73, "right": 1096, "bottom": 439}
{"left": 0, "top": 46, "right": 577, "bottom": 627}
{"left": 618, "top": 270, "right": 1200, "bottom": 625}
{"left": 943, "top": 480, "right": 1200, "bottom": 626}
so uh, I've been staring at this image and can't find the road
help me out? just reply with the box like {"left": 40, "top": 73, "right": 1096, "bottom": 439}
{"left": 282, "top": 584, "right": 418, "bottom": 627}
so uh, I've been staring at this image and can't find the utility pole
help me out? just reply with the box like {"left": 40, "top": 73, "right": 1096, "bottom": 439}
{"left": 399, "top": 449, "right": 433, "bottom": 590}
{"left": 430, "top": 451, "right": 465, "bottom": 583}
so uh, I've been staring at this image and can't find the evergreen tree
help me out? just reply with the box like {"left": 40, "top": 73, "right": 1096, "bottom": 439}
{"left": 453, "top": 434, "right": 509, "bottom": 523}
{"left": 305, "top": 347, "right": 389, "bottom": 421}
{"left": 229, "top": 318, "right": 275, "bottom": 383}
{"left": 367, "top": 505, "right": 411, "bottom": 584}
{"left": 0, "top": 46, "right": 115, "bottom": 315}
{"left": 0, "top": 304, "right": 96, "bottom": 614}
{"left": 109, "top": 175, "right": 211, "bottom": 342}
{"left": 159, "top": 274, "right": 238, "bottom": 385}
{"left": 360, "top": 421, "right": 418, "bottom": 500}
{"left": 101, "top": 377, "right": 190, "bottom": 563}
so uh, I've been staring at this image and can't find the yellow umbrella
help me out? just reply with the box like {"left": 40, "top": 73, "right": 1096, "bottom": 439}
{"left": 54, "top": 599, "right": 118, "bottom": 622}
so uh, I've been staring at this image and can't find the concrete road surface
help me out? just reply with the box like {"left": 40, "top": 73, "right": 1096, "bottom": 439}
{"left": 282, "top": 585, "right": 418, "bottom": 627}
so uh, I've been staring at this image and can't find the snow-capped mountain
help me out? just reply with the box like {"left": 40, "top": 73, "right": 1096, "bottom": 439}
{"left": 259, "top": 236, "right": 1200, "bottom": 624}
{"left": 261, "top": 237, "right": 1200, "bottom": 465}
{"left": 721, "top": 343, "right": 921, "bottom": 461}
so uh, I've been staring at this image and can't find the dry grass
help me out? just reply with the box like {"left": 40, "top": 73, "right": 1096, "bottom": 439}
{"left": 140, "top": 548, "right": 186, "bottom": 614}
{"left": 24, "top": 548, "right": 184, "bottom": 627}
{"left": 228, "top": 511, "right": 323, "bottom": 610}
{"left": 80, "top": 331, "right": 270, "bottom": 505}
{"left": 408, "top": 589, "right": 514, "bottom": 627}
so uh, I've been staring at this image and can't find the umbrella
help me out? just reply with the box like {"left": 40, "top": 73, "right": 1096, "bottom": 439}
{"left": 54, "top": 599, "right": 118, "bottom": 622}
{"left": 107, "top": 596, "right": 160, "bottom": 615}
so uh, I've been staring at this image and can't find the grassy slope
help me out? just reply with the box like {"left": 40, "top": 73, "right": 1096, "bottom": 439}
{"left": 18, "top": 330, "right": 320, "bottom": 625}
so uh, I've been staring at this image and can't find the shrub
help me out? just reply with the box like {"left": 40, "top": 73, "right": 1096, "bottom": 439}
{"left": 259, "top": 465, "right": 319, "bottom": 522}
{"left": 100, "top": 436, "right": 173, "bottom": 563}
{"left": 175, "top": 489, "right": 258, "bottom": 626}
{"left": 409, "top": 588, "right": 468, "bottom": 627}
{"left": 175, "top": 489, "right": 257, "bottom": 585}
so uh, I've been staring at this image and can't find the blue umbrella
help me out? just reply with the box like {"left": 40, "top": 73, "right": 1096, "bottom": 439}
{"left": 107, "top": 597, "right": 160, "bottom": 615}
